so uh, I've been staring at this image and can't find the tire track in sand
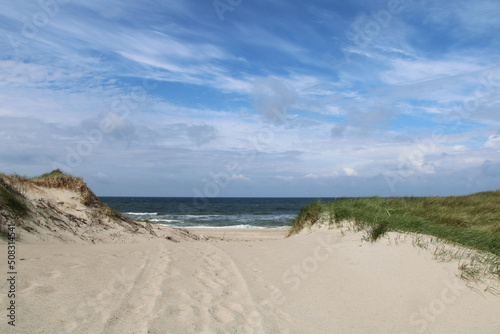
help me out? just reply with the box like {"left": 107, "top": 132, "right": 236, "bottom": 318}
{"left": 101, "top": 243, "right": 171, "bottom": 334}
{"left": 149, "top": 242, "right": 266, "bottom": 334}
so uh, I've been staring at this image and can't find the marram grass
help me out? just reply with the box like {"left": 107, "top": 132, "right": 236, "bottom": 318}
{"left": 0, "top": 176, "right": 29, "bottom": 218}
{"left": 1, "top": 169, "right": 131, "bottom": 226}
{"left": 289, "top": 191, "right": 500, "bottom": 257}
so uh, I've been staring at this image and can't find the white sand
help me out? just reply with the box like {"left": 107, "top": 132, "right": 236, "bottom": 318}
{"left": 2, "top": 224, "right": 499, "bottom": 333}
{"left": 1, "top": 181, "right": 498, "bottom": 333}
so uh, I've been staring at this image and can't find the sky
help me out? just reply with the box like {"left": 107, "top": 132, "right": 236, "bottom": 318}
{"left": 0, "top": 0, "right": 499, "bottom": 197}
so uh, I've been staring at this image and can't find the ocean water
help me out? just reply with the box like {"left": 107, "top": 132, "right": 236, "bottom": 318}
{"left": 99, "top": 197, "right": 334, "bottom": 229}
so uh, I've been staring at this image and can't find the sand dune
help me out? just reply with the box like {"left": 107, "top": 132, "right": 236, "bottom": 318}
{"left": 1, "top": 174, "right": 499, "bottom": 333}
{"left": 2, "top": 225, "right": 499, "bottom": 333}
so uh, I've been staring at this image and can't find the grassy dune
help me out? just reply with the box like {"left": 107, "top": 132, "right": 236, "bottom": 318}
{"left": 289, "top": 191, "right": 500, "bottom": 257}
{"left": 0, "top": 169, "right": 129, "bottom": 227}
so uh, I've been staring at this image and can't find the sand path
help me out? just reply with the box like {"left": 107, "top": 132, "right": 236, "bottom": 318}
{"left": 1, "top": 227, "right": 499, "bottom": 333}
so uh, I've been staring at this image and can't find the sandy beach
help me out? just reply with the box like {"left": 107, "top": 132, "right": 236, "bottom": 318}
{"left": 2, "top": 224, "right": 500, "bottom": 334}
{"left": 0, "top": 174, "right": 499, "bottom": 333}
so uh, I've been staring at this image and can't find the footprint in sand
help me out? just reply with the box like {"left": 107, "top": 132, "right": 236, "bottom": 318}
{"left": 43, "top": 269, "right": 62, "bottom": 278}
{"left": 210, "top": 306, "right": 235, "bottom": 323}
{"left": 19, "top": 281, "right": 39, "bottom": 294}
{"left": 69, "top": 263, "right": 85, "bottom": 269}
{"left": 171, "top": 288, "right": 192, "bottom": 300}
{"left": 193, "top": 291, "right": 213, "bottom": 304}
{"left": 18, "top": 280, "right": 55, "bottom": 294}
{"left": 223, "top": 301, "right": 245, "bottom": 313}
{"left": 193, "top": 270, "right": 222, "bottom": 290}
{"left": 251, "top": 268, "right": 264, "bottom": 282}
{"left": 156, "top": 245, "right": 268, "bottom": 334}
{"left": 165, "top": 266, "right": 182, "bottom": 278}
{"left": 33, "top": 285, "right": 56, "bottom": 293}
{"left": 174, "top": 304, "right": 192, "bottom": 312}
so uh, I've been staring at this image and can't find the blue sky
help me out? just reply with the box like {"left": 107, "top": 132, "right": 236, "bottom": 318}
{"left": 1, "top": 0, "right": 499, "bottom": 197}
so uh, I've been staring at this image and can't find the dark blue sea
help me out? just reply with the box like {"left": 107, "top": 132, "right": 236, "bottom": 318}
{"left": 99, "top": 197, "right": 335, "bottom": 229}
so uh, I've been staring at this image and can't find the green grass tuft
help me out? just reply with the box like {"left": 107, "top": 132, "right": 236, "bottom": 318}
{"left": 366, "top": 221, "right": 390, "bottom": 242}
{"left": 287, "top": 200, "right": 324, "bottom": 236}
{"left": 32, "top": 168, "right": 68, "bottom": 179}
{"left": 290, "top": 191, "right": 500, "bottom": 257}
{"left": 0, "top": 176, "right": 29, "bottom": 218}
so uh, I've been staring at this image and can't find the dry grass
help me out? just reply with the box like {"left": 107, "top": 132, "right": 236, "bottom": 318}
{"left": 30, "top": 169, "right": 101, "bottom": 207}
{"left": 2, "top": 169, "right": 131, "bottom": 224}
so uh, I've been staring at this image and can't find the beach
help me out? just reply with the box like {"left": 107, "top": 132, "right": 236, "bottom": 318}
{"left": 2, "top": 225, "right": 500, "bottom": 334}
{"left": 1, "top": 173, "right": 498, "bottom": 333}
{"left": 3, "top": 0, "right": 500, "bottom": 332}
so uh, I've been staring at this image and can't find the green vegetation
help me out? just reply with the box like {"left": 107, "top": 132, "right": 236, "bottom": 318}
{"left": 288, "top": 200, "right": 324, "bottom": 235}
{"left": 32, "top": 168, "right": 69, "bottom": 180}
{"left": 0, "top": 174, "right": 30, "bottom": 240}
{"left": 289, "top": 191, "right": 500, "bottom": 257}
{"left": 30, "top": 169, "right": 132, "bottom": 221}
{"left": 0, "top": 175, "right": 29, "bottom": 218}
{"left": 2, "top": 169, "right": 130, "bottom": 222}
{"left": 30, "top": 169, "right": 101, "bottom": 207}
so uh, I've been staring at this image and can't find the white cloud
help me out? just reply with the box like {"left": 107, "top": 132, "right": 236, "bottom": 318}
{"left": 380, "top": 58, "right": 483, "bottom": 85}
{"left": 2, "top": 0, "right": 499, "bottom": 196}
{"left": 423, "top": 0, "right": 500, "bottom": 36}
{"left": 276, "top": 176, "right": 295, "bottom": 181}
{"left": 343, "top": 167, "right": 358, "bottom": 176}
{"left": 252, "top": 77, "right": 298, "bottom": 123}
{"left": 453, "top": 145, "right": 467, "bottom": 151}
{"left": 484, "top": 135, "right": 500, "bottom": 149}
{"left": 231, "top": 174, "right": 250, "bottom": 181}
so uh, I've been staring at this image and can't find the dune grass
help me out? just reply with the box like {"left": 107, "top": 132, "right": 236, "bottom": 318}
{"left": 2, "top": 169, "right": 129, "bottom": 222}
{"left": 30, "top": 169, "right": 102, "bottom": 207}
{"left": 0, "top": 174, "right": 30, "bottom": 240}
{"left": 0, "top": 175, "right": 29, "bottom": 218}
{"left": 289, "top": 191, "right": 500, "bottom": 257}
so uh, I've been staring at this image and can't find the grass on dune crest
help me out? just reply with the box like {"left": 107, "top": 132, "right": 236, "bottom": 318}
{"left": 1, "top": 169, "right": 99, "bottom": 207}
{"left": 29, "top": 169, "right": 102, "bottom": 208}
{"left": 289, "top": 192, "right": 500, "bottom": 287}
{"left": 1, "top": 169, "right": 129, "bottom": 224}
{"left": 289, "top": 191, "right": 500, "bottom": 258}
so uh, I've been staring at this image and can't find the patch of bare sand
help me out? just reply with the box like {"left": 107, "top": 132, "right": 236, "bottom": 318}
{"left": 2, "top": 224, "right": 499, "bottom": 333}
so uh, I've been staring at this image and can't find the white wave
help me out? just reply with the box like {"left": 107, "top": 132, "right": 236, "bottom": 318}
{"left": 178, "top": 224, "right": 289, "bottom": 229}
{"left": 126, "top": 212, "right": 158, "bottom": 216}
{"left": 149, "top": 218, "right": 178, "bottom": 223}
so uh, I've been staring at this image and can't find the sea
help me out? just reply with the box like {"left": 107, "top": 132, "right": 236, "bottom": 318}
{"left": 99, "top": 197, "right": 336, "bottom": 229}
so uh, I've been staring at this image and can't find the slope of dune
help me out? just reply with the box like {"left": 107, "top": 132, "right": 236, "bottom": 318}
{"left": 1, "top": 171, "right": 499, "bottom": 333}
{"left": 0, "top": 170, "right": 198, "bottom": 244}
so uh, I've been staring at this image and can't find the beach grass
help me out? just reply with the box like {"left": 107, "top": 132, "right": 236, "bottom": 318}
{"left": 289, "top": 191, "right": 500, "bottom": 257}
{"left": 30, "top": 169, "right": 103, "bottom": 207}
{"left": 1, "top": 169, "right": 131, "bottom": 225}
{"left": 0, "top": 174, "right": 30, "bottom": 240}
{"left": 0, "top": 175, "right": 29, "bottom": 218}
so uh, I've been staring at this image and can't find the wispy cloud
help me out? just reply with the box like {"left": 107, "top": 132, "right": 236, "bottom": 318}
{"left": 1, "top": 0, "right": 499, "bottom": 196}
